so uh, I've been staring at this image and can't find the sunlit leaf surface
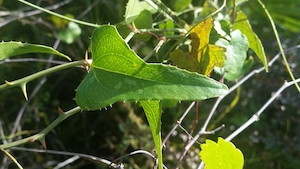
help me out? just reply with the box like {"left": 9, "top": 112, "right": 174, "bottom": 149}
{"left": 75, "top": 25, "right": 228, "bottom": 110}
{"left": 200, "top": 137, "right": 244, "bottom": 169}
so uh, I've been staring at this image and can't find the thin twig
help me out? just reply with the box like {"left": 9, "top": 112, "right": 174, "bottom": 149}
{"left": 0, "top": 58, "right": 68, "bottom": 65}
{"left": 112, "top": 149, "right": 168, "bottom": 169}
{"left": 10, "top": 147, "right": 123, "bottom": 169}
{"left": 257, "top": 0, "right": 300, "bottom": 91}
{"left": 226, "top": 78, "right": 300, "bottom": 141}
{"left": 162, "top": 101, "right": 195, "bottom": 147}
{"left": 0, "top": 0, "right": 73, "bottom": 27}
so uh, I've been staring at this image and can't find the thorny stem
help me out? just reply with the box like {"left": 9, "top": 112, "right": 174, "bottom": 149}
{"left": 0, "top": 60, "right": 86, "bottom": 92}
{"left": 0, "top": 107, "right": 81, "bottom": 149}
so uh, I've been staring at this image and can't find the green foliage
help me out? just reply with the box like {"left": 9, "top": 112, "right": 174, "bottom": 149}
{"left": 215, "top": 30, "right": 248, "bottom": 74}
{"left": 1, "top": 0, "right": 299, "bottom": 168}
{"left": 170, "top": 17, "right": 225, "bottom": 76}
{"left": 172, "top": 0, "right": 192, "bottom": 12}
{"left": 0, "top": 42, "right": 71, "bottom": 61}
{"left": 75, "top": 25, "right": 228, "bottom": 110}
{"left": 58, "top": 22, "right": 82, "bottom": 44}
{"left": 233, "top": 11, "right": 267, "bottom": 71}
{"left": 124, "top": 0, "right": 157, "bottom": 23}
{"left": 215, "top": 56, "right": 254, "bottom": 81}
{"left": 140, "top": 100, "right": 163, "bottom": 169}
{"left": 200, "top": 137, "right": 244, "bottom": 169}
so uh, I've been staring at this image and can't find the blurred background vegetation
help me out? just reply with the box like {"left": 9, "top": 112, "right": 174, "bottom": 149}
{"left": 0, "top": 0, "right": 299, "bottom": 168}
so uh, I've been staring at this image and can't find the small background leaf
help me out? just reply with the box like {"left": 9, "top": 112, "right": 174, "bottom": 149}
{"left": 118, "top": 10, "right": 153, "bottom": 40}
{"left": 172, "top": 0, "right": 192, "bottom": 12}
{"left": 48, "top": 13, "right": 74, "bottom": 29}
{"left": 158, "top": 20, "right": 175, "bottom": 36}
{"left": 216, "top": 30, "right": 248, "bottom": 74}
{"left": 215, "top": 56, "right": 254, "bottom": 81}
{"left": 124, "top": 0, "right": 157, "bottom": 24}
{"left": 200, "top": 137, "right": 244, "bottom": 169}
{"left": 58, "top": 22, "right": 82, "bottom": 44}
{"left": 0, "top": 41, "right": 71, "bottom": 61}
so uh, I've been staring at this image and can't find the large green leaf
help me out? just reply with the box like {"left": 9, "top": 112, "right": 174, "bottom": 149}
{"left": 140, "top": 100, "right": 163, "bottom": 169}
{"left": 75, "top": 25, "right": 228, "bottom": 110}
{"left": 0, "top": 41, "right": 71, "bottom": 61}
{"left": 233, "top": 11, "right": 268, "bottom": 71}
{"left": 200, "top": 137, "right": 244, "bottom": 169}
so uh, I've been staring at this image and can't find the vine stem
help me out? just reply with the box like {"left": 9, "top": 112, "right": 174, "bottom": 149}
{"left": 0, "top": 148, "right": 23, "bottom": 169}
{"left": 0, "top": 60, "right": 86, "bottom": 98}
{"left": 0, "top": 106, "right": 81, "bottom": 149}
{"left": 17, "top": 0, "right": 99, "bottom": 28}
{"left": 256, "top": 0, "right": 300, "bottom": 92}
{"left": 0, "top": 0, "right": 73, "bottom": 28}
{"left": 11, "top": 147, "right": 123, "bottom": 169}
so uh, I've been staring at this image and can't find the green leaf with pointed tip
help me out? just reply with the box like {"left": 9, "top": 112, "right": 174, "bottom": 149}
{"left": 0, "top": 41, "right": 71, "bottom": 61}
{"left": 200, "top": 137, "right": 244, "bottom": 169}
{"left": 233, "top": 11, "right": 268, "bottom": 71}
{"left": 75, "top": 25, "right": 228, "bottom": 110}
{"left": 140, "top": 100, "right": 163, "bottom": 169}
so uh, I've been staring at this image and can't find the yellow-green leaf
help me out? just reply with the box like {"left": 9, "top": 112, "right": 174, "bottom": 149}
{"left": 170, "top": 17, "right": 225, "bottom": 76}
{"left": 200, "top": 137, "right": 244, "bottom": 169}
{"left": 49, "top": 13, "right": 74, "bottom": 29}
{"left": 170, "top": 49, "right": 201, "bottom": 72}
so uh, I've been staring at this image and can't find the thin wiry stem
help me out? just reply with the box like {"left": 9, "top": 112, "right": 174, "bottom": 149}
{"left": 0, "top": 58, "right": 68, "bottom": 65}
{"left": 17, "top": 0, "right": 99, "bottom": 28}
{"left": 10, "top": 147, "right": 123, "bottom": 169}
{"left": 162, "top": 101, "right": 195, "bottom": 147}
{"left": 257, "top": 0, "right": 300, "bottom": 91}
{"left": 226, "top": 78, "right": 300, "bottom": 141}
{"left": 0, "top": 0, "right": 73, "bottom": 28}
{"left": 112, "top": 149, "right": 168, "bottom": 169}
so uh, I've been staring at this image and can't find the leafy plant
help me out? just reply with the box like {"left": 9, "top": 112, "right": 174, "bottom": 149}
{"left": 0, "top": 0, "right": 299, "bottom": 168}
